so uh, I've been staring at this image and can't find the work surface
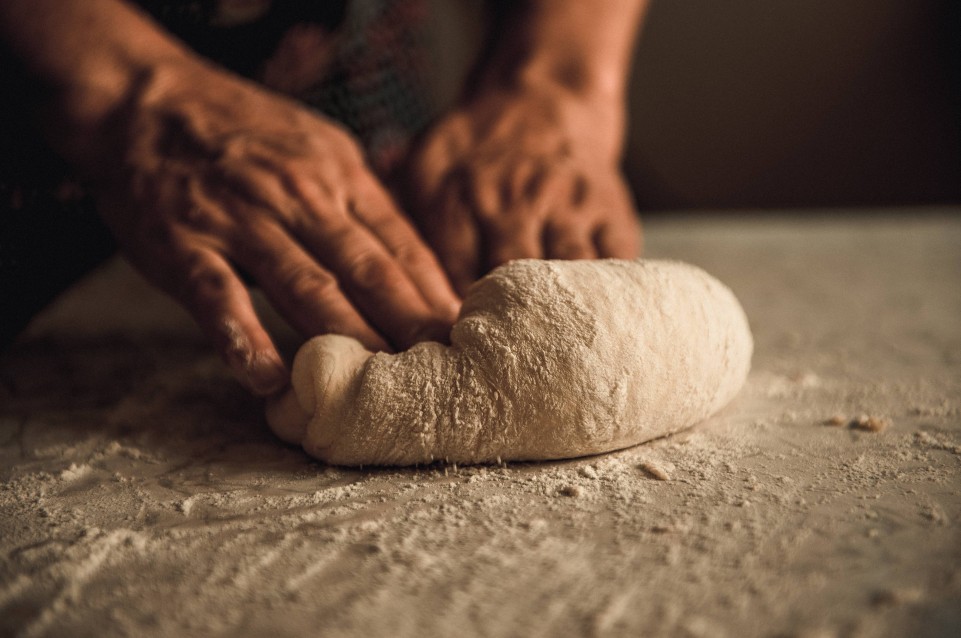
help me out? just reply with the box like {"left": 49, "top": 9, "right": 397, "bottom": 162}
{"left": 2, "top": 212, "right": 960, "bottom": 637}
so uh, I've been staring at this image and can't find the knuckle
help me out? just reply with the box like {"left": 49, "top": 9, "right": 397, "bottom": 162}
{"left": 390, "top": 240, "right": 425, "bottom": 271}
{"left": 312, "top": 219, "right": 355, "bottom": 252}
{"left": 174, "top": 254, "right": 231, "bottom": 305}
{"left": 286, "top": 170, "right": 336, "bottom": 211}
{"left": 467, "top": 184, "right": 503, "bottom": 221}
{"left": 282, "top": 264, "right": 339, "bottom": 300}
{"left": 177, "top": 203, "right": 220, "bottom": 233}
{"left": 189, "top": 266, "right": 231, "bottom": 298}
{"left": 220, "top": 133, "right": 249, "bottom": 162}
{"left": 346, "top": 252, "right": 395, "bottom": 290}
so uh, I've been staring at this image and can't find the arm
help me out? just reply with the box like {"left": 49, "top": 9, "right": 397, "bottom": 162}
{"left": 403, "top": 0, "right": 648, "bottom": 293}
{"left": 0, "top": 0, "right": 189, "bottom": 165}
{"left": 1, "top": 0, "right": 460, "bottom": 395}
{"left": 476, "top": 0, "right": 647, "bottom": 150}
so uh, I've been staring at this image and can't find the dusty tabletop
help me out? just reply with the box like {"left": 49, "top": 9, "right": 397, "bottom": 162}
{"left": 2, "top": 211, "right": 960, "bottom": 637}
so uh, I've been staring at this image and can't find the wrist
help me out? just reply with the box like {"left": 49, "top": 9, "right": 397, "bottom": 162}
{"left": 470, "top": 66, "right": 628, "bottom": 162}
{"left": 500, "top": 50, "right": 627, "bottom": 106}
{"left": 471, "top": 0, "right": 641, "bottom": 107}
{"left": 50, "top": 51, "right": 201, "bottom": 176}
{"left": 51, "top": 50, "right": 182, "bottom": 131}
{"left": 0, "top": 0, "right": 200, "bottom": 172}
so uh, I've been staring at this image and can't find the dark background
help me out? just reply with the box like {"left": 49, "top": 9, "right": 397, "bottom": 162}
{"left": 431, "top": 0, "right": 961, "bottom": 211}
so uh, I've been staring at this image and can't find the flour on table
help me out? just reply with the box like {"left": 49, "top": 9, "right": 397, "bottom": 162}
{"left": 267, "top": 259, "right": 753, "bottom": 466}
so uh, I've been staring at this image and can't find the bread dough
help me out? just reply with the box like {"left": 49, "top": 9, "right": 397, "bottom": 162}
{"left": 266, "top": 259, "right": 753, "bottom": 466}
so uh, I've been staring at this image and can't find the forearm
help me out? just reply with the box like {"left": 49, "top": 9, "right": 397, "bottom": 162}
{"left": 0, "top": 0, "right": 194, "bottom": 163}
{"left": 477, "top": 0, "right": 649, "bottom": 104}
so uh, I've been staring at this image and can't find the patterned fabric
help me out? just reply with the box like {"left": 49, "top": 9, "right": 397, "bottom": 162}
{"left": 134, "top": 0, "right": 433, "bottom": 174}
{"left": 299, "top": 0, "right": 433, "bottom": 175}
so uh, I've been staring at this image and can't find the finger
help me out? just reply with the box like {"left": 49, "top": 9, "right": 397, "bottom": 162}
{"left": 232, "top": 221, "right": 392, "bottom": 352}
{"left": 293, "top": 211, "right": 455, "bottom": 349}
{"left": 283, "top": 164, "right": 458, "bottom": 344}
{"left": 464, "top": 162, "right": 503, "bottom": 219}
{"left": 544, "top": 217, "right": 598, "bottom": 260}
{"left": 520, "top": 160, "right": 574, "bottom": 217}
{"left": 350, "top": 178, "right": 461, "bottom": 324}
{"left": 171, "top": 248, "right": 288, "bottom": 396}
{"left": 425, "top": 177, "right": 482, "bottom": 297}
{"left": 407, "top": 131, "right": 459, "bottom": 198}
{"left": 481, "top": 214, "right": 544, "bottom": 272}
{"left": 478, "top": 166, "right": 549, "bottom": 271}
{"left": 594, "top": 218, "right": 643, "bottom": 259}
{"left": 593, "top": 180, "right": 643, "bottom": 258}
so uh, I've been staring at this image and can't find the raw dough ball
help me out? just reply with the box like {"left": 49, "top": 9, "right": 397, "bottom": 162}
{"left": 266, "top": 259, "right": 753, "bottom": 466}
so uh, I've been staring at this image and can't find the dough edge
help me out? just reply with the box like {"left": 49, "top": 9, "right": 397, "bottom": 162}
{"left": 266, "top": 258, "right": 753, "bottom": 466}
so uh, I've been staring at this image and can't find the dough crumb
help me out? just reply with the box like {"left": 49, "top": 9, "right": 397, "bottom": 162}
{"left": 521, "top": 519, "right": 548, "bottom": 532}
{"left": 790, "top": 371, "right": 821, "bottom": 387}
{"left": 909, "top": 400, "right": 959, "bottom": 417}
{"left": 578, "top": 465, "right": 599, "bottom": 479}
{"left": 639, "top": 461, "right": 672, "bottom": 481}
{"left": 914, "top": 431, "right": 961, "bottom": 455}
{"left": 851, "top": 415, "right": 889, "bottom": 432}
{"left": 558, "top": 485, "right": 582, "bottom": 498}
{"left": 824, "top": 414, "right": 890, "bottom": 432}
{"left": 920, "top": 505, "right": 947, "bottom": 525}
{"left": 650, "top": 521, "right": 690, "bottom": 534}
{"left": 176, "top": 497, "right": 195, "bottom": 516}
{"left": 59, "top": 463, "right": 91, "bottom": 482}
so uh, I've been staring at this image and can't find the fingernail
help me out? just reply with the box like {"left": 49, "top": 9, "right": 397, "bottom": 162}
{"left": 247, "top": 351, "right": 289, "bottom": 396}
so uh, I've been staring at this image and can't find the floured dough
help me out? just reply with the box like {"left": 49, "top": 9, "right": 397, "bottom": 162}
{"left": 266, "top": 259, "right": 753, "bottom": 466}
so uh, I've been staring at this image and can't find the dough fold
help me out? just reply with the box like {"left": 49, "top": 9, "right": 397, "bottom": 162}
{"left": 266, "top": 259, "right": 753, "bottom": 466}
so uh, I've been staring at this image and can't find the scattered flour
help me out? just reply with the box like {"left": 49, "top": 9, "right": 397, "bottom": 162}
{"left": 3, "top": 215, "right": 960, "bottom": 637}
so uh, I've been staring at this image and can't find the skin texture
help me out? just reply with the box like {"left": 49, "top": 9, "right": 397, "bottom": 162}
{"left": 0, "top": 0, "right": 649, "bottom": 396}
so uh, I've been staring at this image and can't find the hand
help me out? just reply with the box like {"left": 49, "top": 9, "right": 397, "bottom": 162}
{"left": 83, "top": 58, "right": 459, "bottom": 396}
{"left": 403, "top": 83, "right": 642, "bottom": 294}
